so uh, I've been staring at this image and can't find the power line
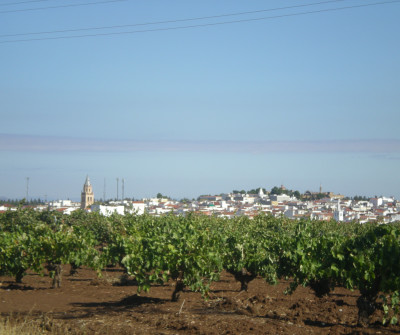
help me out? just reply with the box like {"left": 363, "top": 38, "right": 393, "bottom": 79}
{"left": 0, "top": 0, "right": 127, "bottom": 14}
{"left": 1, "top": 0, "right": 399, "bottom": 43}
{"left": 0, "top": 0, "right": 54, "bottom": 6}
{"left": 0, "top": 0, "right": 352, "bottom": 38}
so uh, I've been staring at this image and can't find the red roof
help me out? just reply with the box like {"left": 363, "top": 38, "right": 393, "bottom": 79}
{"left": 55, "top": 208, "right": 68, "bottom": 212}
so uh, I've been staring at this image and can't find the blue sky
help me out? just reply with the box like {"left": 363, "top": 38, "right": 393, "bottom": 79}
{"left": 1, "top": 0, "right": 400, "bottom": 201}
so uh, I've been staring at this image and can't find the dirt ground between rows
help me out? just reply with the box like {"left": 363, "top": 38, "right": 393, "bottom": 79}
{"left": 1, "top": 266, "right": 399, "bottom": 334}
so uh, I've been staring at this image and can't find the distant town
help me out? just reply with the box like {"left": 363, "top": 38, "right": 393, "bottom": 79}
{"left": 1, "top": 176, "right": 399, "bottom": 224}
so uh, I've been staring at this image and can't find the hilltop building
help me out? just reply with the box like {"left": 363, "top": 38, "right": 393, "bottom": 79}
{"left": 81, "top": 176, "right": 94, "bottom": 209}
{"left": 258, "top": 187, "right": 266, "bottom": 199}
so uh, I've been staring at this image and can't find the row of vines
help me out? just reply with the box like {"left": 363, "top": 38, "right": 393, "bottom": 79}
{"left": 1, "top": 208, "right": 399, "bottom": 327}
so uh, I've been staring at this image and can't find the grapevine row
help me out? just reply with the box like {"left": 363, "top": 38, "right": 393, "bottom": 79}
{"left": 0, "top": 208, "right": 399, "bottom": 326}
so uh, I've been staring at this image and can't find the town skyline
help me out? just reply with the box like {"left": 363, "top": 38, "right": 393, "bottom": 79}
{"left": 2, "top": 179, "right": 399, "bottom": 225}
{"left": 0, "top": 176, "right": 396, "bottom": 203}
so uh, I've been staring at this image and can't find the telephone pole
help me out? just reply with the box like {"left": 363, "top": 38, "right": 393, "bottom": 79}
{"left": 103, "top": 178, "right": 106, "bottom": 202}
{"left": 116, "top": 178, "right": 119, "bottom": 201}
{"left": 26, "top": 177, "right": 29, "bottom": 202}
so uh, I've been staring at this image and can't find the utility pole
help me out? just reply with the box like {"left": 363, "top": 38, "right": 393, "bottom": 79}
{"left": 26, "top": 177, "right": 29, "bottom": 202}
{"left": 103, "top": 178, "right": 106, "bottom": 202}
{"left": 116, "top": 178, "right": 119, "bottom": 201}
{"left": 122, "top": 178, "right": 125, "bottom": 201}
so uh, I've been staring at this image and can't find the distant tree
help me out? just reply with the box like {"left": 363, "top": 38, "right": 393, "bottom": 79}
{"left": 232, "top": 190, "right": 246, "bottom": 194}
{"left": 271, "top": 186, "right": 284, "bottom": 195}
{"left": 293, "top": 191, "right": 301, "bottom": 199}
{"left": 270, "top": 186, "right": 302, "bottom": 199}
{"left": 0, "top": 198, "right": 41, "bottom": 206}
{"left": 28, "top": 198, "right": 44, "bottom": 205}
{"left": 157, "top": 193, "right": 170, "bottom": 200}
{"left": 353, "top": 195, "right": 370, "bottom": 201}
{"left": 247, "top": 188, "right": 267, "bottom": 195}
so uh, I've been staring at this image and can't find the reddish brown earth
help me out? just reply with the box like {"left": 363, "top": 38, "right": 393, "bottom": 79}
{"left": 1, "top": 266, "right": 399, "bottom": 334}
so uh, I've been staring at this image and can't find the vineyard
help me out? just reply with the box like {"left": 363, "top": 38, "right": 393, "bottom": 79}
{"left": 1, "top": 208, "right": 400, "bottom": 334}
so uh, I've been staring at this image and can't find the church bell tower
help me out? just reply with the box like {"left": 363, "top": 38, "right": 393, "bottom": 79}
{"left": 81, "top": 175, "right": 94, "bottom": 209}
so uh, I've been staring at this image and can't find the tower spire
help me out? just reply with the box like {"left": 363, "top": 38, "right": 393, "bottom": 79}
{"left": 81, "top": 175, "right": 94, "bottom": 209}
{"left": 84, "top": 175, "right": 91, "bottom": 187}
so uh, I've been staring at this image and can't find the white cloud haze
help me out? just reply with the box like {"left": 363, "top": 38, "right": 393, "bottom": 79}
{"left": 1, "top": 134, "right": 400, "bottom": 154}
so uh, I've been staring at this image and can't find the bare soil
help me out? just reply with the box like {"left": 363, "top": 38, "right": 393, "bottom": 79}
{"left": 1, "top": 266, "right": 399, "bottom": 334}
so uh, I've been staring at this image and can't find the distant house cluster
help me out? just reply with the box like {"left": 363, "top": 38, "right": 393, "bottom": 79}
{"left": 137, "top": 193, "right": 399, "bottom": 224}
{"left": 1, "top": 178, "right": 399, "bottom": 224}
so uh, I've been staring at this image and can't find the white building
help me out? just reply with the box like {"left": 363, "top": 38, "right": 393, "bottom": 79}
{"left": 48, "top": 199, "right": 80, "bottom": 209}
{"left": 0, "top": 205, "right": 17, "bottom": 212}
{"left": 128, "top": 201, "right": 146, "bottom": 215}
{"left": 333, "top": 200, "right": 344, "bottom": 222}
{"left": 369, "top": 197, "right": 394, "bottom": 208}
{"left": 91, "top": 204, "right": 125, "bottom": 216}
{"left": 270, "top": 194, "right": 291, "bottom": 202}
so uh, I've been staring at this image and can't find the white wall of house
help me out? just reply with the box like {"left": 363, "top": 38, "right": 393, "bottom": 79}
{"left": 370, "top": 198, "right": 383, "bottom": 208}
{"left": 284, "top": 207, "right": 297, "bottom": 219}
{"left": 49, "top": 199, "right": 79, "bottom": 208}
{"left": 91, "top": 205, "right": 125, "bottom": 216}
{"left": 270, "top": 194, "right": 291, "bottom": 202}
{"left": 127, "top": 202, "right": 145, "bottom": 215}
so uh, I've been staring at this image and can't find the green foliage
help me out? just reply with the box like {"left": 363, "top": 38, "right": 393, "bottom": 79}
{"left": 220, "top": 214, "right": 280, "bottom": 291}
{"left": 1, "top": 208, "right": 400, "bottom": 324}
{"left": 0, "top": 198, "right": 45, "bottom": 206}
{"left": 278, "top": 220, "right": 350, "bottom": 297}
{"left": 353, "top": 195, "right": 370, "bottom": 201}
{"left": 270, "top": 186, "right": 301, "bottom": 199}
{"left": 232, "top": 190, "right": 246, "bottom": 194}
{"left": 156, "top": 193, "right": 170, "bottom": 199}
{"left": 336, "top": 223, "right": 400, "bottom": 326}
{"left": 122, "top": 213, "right": 223, "bottom": 300}
{"left": 246, "top": 188, "right": 267, "bottom": 195}
{"left": 0, "top": 208, "right": 100, "bottom": 285}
